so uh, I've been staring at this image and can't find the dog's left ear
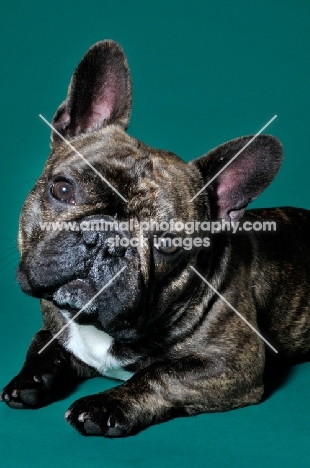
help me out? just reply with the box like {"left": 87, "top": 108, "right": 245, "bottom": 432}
{"left": 190, "top": 135, "right": 283, "bottom": 220}
{"left": 52, "top": 40, "right": 132, "bottom": 139}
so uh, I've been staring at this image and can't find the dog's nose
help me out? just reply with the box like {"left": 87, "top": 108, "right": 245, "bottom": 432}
{"left": 82, "top": 230, "right": 99, "bottom": 246}
{"left": 107, "top": 244, "right": 126, "bottom": 257}
{"left": 81, "top": 229, "right": 127, "bottom": 257}
{"left": 80, "top": 216, "right": 131, "bottom": 257}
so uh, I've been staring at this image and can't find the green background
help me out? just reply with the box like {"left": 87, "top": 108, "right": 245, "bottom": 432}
{"left": 1, "top": 1, "right": 310, "bottom": 467}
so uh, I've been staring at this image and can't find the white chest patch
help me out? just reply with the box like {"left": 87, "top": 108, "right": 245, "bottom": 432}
{"left": 62, "top": 315, "right": 134, "bottom": 381}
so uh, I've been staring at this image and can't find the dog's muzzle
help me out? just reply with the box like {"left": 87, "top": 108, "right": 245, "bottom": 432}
{"left": 17, "top": 216, "right": 144, "bottom": 339}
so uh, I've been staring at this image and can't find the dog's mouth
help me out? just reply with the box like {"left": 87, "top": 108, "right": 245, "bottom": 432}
{"left": 52, "top": 278, "right": 97, "bottom": 322}
{"left": 16, "top": 222, "right": 145, "bottom": 342}
{"left": 50, "top": 278, "right": 142, "bottom": 342}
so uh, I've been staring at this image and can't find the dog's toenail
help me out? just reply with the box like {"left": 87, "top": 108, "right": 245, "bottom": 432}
{"left": 4, "top": 394, "right": 11, "bottom": 402}
{"left": 33, "top": 376, "right": 41, "bottom": 383}
{"left": 78, "top": 412, "right": 88, "bottom": 422}
{"left": 107, "top": 414, "right": 116, "bottom": 428}
{"left": 12, "top": 390, "right": 18, "bottom": 398}
{"left": 64, "top": 410, "right": 71, "bottom": 419}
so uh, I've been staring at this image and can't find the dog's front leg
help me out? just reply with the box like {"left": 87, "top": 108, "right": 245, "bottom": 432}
{"left": 66, "top": 354, "right": 264, "bottom": 437}
{"left": 1, "top": 329, "right": 93, "bottom": 409}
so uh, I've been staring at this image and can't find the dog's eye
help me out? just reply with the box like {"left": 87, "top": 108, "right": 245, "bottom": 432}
{"left": 51, "top": 181, "right": 75, "bottom": 203}
{"left": 154, "top": 234, "right": 180, "bottom": 254}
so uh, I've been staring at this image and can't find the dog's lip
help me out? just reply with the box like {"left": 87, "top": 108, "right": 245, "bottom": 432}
{"left": 47, "top": 278, "right": 143, "bottom": 342}
{"left": 52, "top": 278, "right": 95, "bottom": 309}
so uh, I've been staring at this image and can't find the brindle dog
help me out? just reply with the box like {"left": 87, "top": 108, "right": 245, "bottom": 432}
{"left": 2, "top": 40, "right": 310, "bottom": 437}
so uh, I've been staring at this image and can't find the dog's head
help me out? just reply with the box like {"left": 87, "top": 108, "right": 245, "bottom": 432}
{"left": 16, "top": 40, "right": 282, "bottom": 343}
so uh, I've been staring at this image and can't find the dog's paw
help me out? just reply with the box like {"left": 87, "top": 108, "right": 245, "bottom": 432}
{"left": 65, "top": 393, "right": 132, "bottom": 437}
{"left": 1, "top": 366, "right": 59, "bottom": 409}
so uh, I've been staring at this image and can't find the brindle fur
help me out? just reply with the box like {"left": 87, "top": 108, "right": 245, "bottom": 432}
{"left": 2, "top": 40, "right": 310, "bottom": 437}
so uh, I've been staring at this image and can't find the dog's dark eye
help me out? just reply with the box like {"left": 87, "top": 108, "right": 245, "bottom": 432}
{"left": 154, "top": 234, "right": 181, "bottom": 254}
{"left": 51, "top": 181, "right": 75, "bottom": 203}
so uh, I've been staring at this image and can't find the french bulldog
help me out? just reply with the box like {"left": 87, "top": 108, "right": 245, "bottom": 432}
{"left": 2, "top": 40, "right": 310, "bottom": 438}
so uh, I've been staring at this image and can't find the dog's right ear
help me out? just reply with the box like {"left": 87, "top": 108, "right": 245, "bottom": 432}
{"left": 190, "top": 135, "right": 283, "bottom": 221}
{"left": 52, "top": 40, "right": 132, "bottom": 139}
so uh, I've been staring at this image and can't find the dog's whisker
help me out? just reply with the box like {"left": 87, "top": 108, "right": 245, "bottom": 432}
{"left": 17, "top": 179, "right": 39, "bottom": 189}
{"left": 0, "top": 258, "right": 19, "bottom": 272}
{"left": 0, "top": 235, "right": 16, "bottom": 243}
{"left": 0, "top": 250, "right": 20, "bottom": 264}
{"left": 0, "top": 246, "right": 18, "bottom": 255}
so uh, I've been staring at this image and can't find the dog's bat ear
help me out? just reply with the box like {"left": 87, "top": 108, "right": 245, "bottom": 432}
{"left": 52, "top": 40, "right": 132, "bottom": 139}
{"left": 190, "top": 135, "right": 283, "bottom": 221}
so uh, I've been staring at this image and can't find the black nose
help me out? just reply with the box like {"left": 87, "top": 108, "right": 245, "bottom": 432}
{"left": 107, "top": 243, "right": 126, "bottom": 257}
{"left": 82, "top": 230, "right": 99, "bottom": 246}
{"left": 80, "top": 216, "right": 130, "bottom": 257}
{"left": 82, "top": 229, "right": 127, "bottom": 257}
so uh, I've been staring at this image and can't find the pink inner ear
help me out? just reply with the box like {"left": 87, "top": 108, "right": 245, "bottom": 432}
{"left": 216, "top": 169, "right": 244, "bottom": 201}
{"left": 216, "top": 171, "right": 241, "bottom": 198}
{"left": 215, "top": 162, "right": 254, "bottom": 219}
{"left": 86, "top": 73, "right": 119, "bottom": 131}
{"left": 217, "top": 152, "right": 258, "bottom": 198}
{"left": 86, "top": 102, "right": 113, "bottom": 130}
